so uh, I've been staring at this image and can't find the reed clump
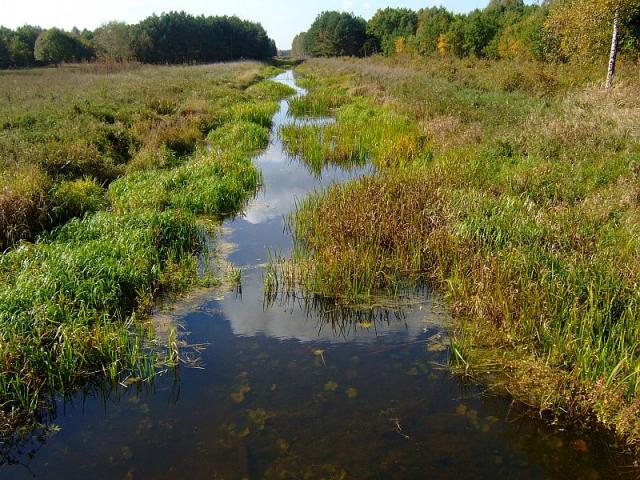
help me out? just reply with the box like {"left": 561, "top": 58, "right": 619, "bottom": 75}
{"left": 280, "top": 95, "right": 427, "bottom": 175}
{"left": 287, "top": 83, "right": 349, "bottom": 116}
{"left": 277, "top": 56, "right": 640, "bottom": 446}
{"left": 286, "top": 171, "right": 445, "bottom": 299}
{"left": 0, "top": 165, "right": 51, "bottom": 251}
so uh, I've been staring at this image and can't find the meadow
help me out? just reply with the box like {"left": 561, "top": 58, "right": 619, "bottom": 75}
{"left": 0, "top": 61, "right": 295, "bottom": 431}
{"left": 274, "top": 55, "right": 640, "bottom": 447}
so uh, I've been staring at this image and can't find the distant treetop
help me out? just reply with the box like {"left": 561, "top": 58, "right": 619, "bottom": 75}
{"left": 1, "top": 11, "right": 278, "bottom": 69}
{"left": 293, "top": 0, "right": 640, "bottom": 63}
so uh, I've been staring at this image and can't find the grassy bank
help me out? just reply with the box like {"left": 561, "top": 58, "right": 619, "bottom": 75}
{"left": 0, "top": 62, "right": 295, "bottom": 431}
{"left": 0, "top": 62, "right": 284, "bottom": 249}
{"left": 275, "top": 56, "right": 640, "bottom": 447}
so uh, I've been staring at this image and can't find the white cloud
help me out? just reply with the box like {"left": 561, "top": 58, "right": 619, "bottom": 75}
{"left": 341, "top": 0, "right": 354, "bottom": 10}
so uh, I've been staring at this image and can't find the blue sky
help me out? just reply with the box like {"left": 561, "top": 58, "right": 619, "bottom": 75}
{"left": 3, "top": 1, "right": 502, "bottom": 50}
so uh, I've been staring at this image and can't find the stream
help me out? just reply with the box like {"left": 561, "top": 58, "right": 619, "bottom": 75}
{"left": 0, "top": 70, "right": 635, "bottom": 479}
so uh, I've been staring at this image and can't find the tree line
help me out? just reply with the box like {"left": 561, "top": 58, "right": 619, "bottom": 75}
{"left": 292, "top": 0, "right": 640, "bottom": 63}
{"left": 0, "top": 11, "right": 277, "bottom": 68}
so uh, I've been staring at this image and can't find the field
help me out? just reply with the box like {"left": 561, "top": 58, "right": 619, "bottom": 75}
{"left": 273, "top": 55, "right": 640, "bottom": 447}
{"left": 0, "top": 61, "right": 295, "bottom": 430}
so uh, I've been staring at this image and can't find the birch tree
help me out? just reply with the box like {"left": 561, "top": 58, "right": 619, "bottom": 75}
{"left": 545, "top": 0, "right": 636, "bottom": 90}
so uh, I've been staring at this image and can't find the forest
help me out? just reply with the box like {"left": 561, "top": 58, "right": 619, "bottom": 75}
{"left": 0, "top": 11, "right": 277, "bottom": 68}
{"left": 292, "top": 0, "right": 640, "bottom": 63}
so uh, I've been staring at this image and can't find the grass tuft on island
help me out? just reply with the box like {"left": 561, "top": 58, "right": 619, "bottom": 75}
{"left": 273, "top": 56, "right": 640, "bottom": 449}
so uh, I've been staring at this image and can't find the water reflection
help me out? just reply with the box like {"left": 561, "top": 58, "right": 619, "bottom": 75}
{"left": 222, "top": 270, "right": 443, "bottom": 344}
{"left": 237, "top": 72, "right": 367, "bottom": 232}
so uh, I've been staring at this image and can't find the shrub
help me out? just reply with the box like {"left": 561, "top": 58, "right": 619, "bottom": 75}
{"left": 207, "top": 121, "right": 269, "bottom": 153}
{"left": 0, "top": 166, "right": 51, "bottom": 251}
{"left": 50, "top": 178, "right": 107, "bottom": 223}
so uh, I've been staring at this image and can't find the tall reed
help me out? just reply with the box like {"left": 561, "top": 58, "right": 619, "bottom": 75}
{"left": 273, "top": 56, "right": 640, "bottom": 445}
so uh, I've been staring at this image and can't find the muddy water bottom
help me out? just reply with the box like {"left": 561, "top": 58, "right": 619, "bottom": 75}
{"left": 0, "top": 71, "right": 635, "bottom": 479}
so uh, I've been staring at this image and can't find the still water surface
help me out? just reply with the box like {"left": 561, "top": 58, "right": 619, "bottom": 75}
{"left": 0, "top": 70, "right": 635, "bottom": 479}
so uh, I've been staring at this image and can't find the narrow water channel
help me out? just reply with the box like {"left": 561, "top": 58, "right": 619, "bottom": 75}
{"left": 1, "top": 70, "right": 635, "bottom": 479}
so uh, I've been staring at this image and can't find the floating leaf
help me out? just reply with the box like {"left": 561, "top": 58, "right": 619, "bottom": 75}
{"left": 230, "top": 385, "right": 251, "bottom": 404}
{"left": 122, "top": 376, "right": 142, "bottom": 386}
{"left": 313, "top": 349, "right": 327, "bottom": 367}
{"left": 427, "top": 343, "right": 447, "bottom": 353}
{"left": 248, "top": 408, "right": 276, "bottom": 431}
{"left": 276, "top": 439, "right": 290, "bottom": 452}
{"left": 121, "top": 446, "right": 133, "bottom": 460}
{"left": 573, "top": 439, "right": 588, "bottom": 452}
{"left": 346, "top": 387, "right": 358, "bottom": 399}
{"left": 230, "top": 392, "right": 245, "bottom": 403}
{"left": 324, "top": 381, "right": 339, "bottom": 392}
{"left": 482, "top": 416, "right": 500, "bottom": 433}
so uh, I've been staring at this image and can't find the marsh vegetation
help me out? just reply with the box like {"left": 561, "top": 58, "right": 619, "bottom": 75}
{"left": 272, "top": 55, "right": 640, "bottom": 449}
{"left": 1, "top": 68, "right": 631, "bottom": 478}
{"left": 2, "top": 0, "right": 640, "bottom": 473}
{"left": 0, "top": 60, "right": 296, "bottom": 431}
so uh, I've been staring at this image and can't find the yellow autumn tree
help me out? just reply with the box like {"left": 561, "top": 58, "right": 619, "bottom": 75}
{"left": 544, "top": 0, "right": 631, "bottom": 60}
{"left": 545, "top": 0, "right": 634, "bottom": 89}
{"left": 437, "top": 33, "right": 448, "bottom": 56}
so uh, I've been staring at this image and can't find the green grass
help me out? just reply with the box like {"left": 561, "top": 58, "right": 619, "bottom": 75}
{"left": 274, "top": 56, "right": 640, "bottom": 446}
{"left": 207, "top": 121, "right": 270, "bottom": 153}
{"left": 0, "top": 61, "right": 294, "bottom": 432}
{"left": 0, "top": 61, "right": 274, "bottom": 250}
{"left": 0, "top": 210, "right": 199, "bottom": 414}
{"left": 287, "top": 83, "right": 349, "bottom": 116}
{"left": 280, "top": 95, "right": 428, "bottom": 175}
{"left": 110, "top": 149, "right": 261, "bottom": 216}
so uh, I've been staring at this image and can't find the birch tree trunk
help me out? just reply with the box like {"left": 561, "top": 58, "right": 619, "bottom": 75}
{"left": 605, "top": 5, "right": 621, "bottom": 91}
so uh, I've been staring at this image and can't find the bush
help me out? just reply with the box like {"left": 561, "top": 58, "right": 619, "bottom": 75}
{"left": 207, "top": 121, "right": 269, "bottom": 153}
{"left": 50, "top": 178, "right": 107, "bottom": 223}
{"left": 0, "top": 166, "right": 51, "bottom": 251}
